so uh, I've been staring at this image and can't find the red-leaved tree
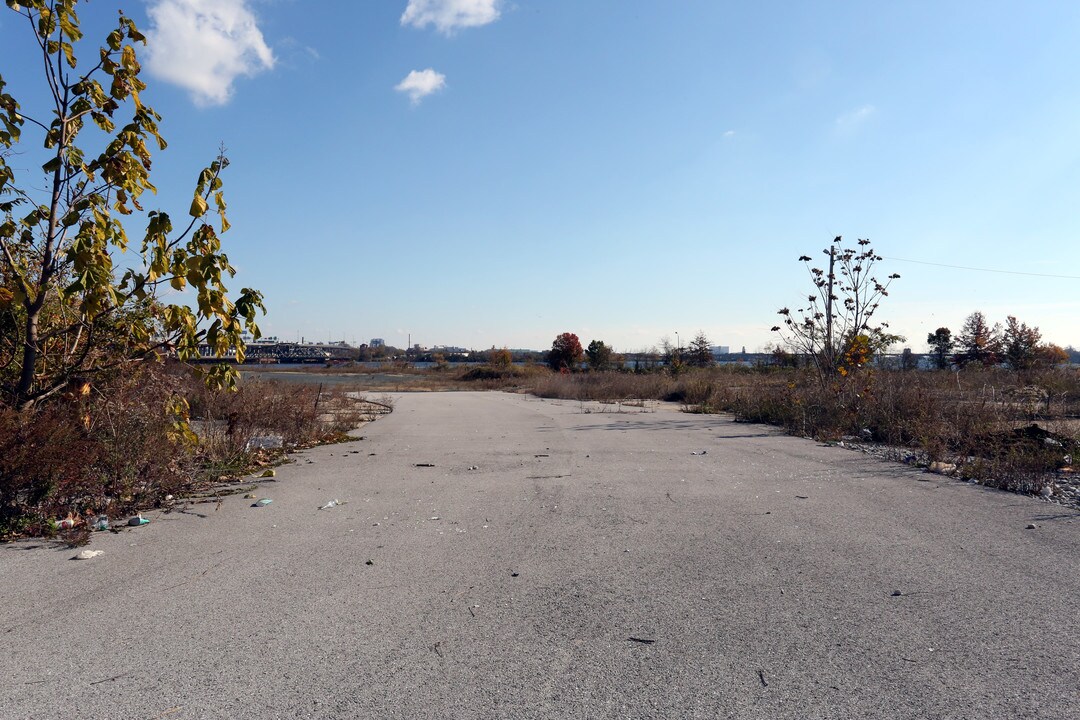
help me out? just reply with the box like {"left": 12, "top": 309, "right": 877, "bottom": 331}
{"left": 548, "top": 332, "right": 584, "bottom": 372}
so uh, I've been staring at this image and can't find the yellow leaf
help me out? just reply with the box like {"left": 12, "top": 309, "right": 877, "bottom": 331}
{"left": 189, "top": 194, "right": 208, "bottom": 217}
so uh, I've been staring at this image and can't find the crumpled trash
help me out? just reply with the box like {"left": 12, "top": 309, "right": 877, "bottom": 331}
{"left": 75, "top": 549, "right": 104, "bottom": 560}
{"left": 691, "top": 450, "right": 707, "bottom": 456}
{"left": 92, "top": 515, "right": 109, "bottom": 531}
{"left": 127, "top": 514, "right": 150, "bottom": 527}
{"left": 319, "top": 499, "right": 346, "bottom": 510}
{"left": 246, "top": 435, "right": 284, "bottom": 451}
{"left": 56, "top": 516, "right": 77, "bottom": 530}
{"left": 252, "top": 498, "right": 272, "bottom": 507}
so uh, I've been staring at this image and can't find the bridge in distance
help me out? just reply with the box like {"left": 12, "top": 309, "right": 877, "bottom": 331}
{"left": 196, "top": 340, "right": 356, "bottom": 364}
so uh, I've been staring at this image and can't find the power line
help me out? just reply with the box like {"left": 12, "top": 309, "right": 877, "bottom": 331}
{"left": 882, "top": 256, "right": 1080, "bottom": 280}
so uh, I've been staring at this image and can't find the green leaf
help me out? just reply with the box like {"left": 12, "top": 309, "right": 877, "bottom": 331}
{"left": 61, "top": 41, "right": 76, "bottom": 68}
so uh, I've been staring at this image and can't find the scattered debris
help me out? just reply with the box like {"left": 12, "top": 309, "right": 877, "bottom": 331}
{"left": 244, "top": 493, "right": 257, "bottom": 499}
{"left": 252, "top": 498, "right": 272, "bottom": 507}
{"left": 467, "top": 465, "right": 479, "bottom": 471}
{"left": 260, "top": 469, "right": 276, "bottom": 478}
{"left": 511, "top": 572, "right": 519, "bottom": 577}
{"left": 91, "top": 516, "right": 109, "bottom": 531}
{"left": 365, "top": 559, "right": 374, "bottom": 566}
{"left": 127, "top": 514, "right": 149, "bottom": 527}
{"left": 758, "top": 669, "right": 769, "bottom": 687}
{"left": 56, "top": 516, "right": 76, "bottom": 530}
{"left": 75, "top": 549, "right": 103, "bottom": 560}
{"left": 433, "top": 642, "right": 443, "bottom": 658}
{"left": 627, "top": 637, "right": 655, "bottom": 645}
{"left": 320, "top": 499, "right": 346, "bottom": 510}
{"left": 794, "top": 495, "right": 809, "bottom": 500}
{"left": 415, "top": 463, "right": 435, "bottom": 468}
{"left": 429, "top": 516, "right": 440, "bottom": 520}
{"left": 246, "top": 435, "right": 284, "bottom": 451}
{"left": 1026, "top": 523, "right": 1037, "bottom": 530}
{"left": 665, "top": 492, "right": 676, "bottom": 503}
{"left": 891, "top": 590, "right": 903, "bottom": 597}
{"left": 928, "top": 461, "right": 957, "bottom": 476}
{"left": 534, "top": 454, "right": 549, "bottom": 458}
{"left": 691, "top": 450, "right": 707, "bottom": 456}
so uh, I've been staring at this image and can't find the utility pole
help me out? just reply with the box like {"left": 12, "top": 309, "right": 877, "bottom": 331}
{"left": 825, "top": 244, "right": 836, "bottom": 363}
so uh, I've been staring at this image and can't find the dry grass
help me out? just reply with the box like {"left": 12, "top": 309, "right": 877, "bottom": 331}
{"left": 0, "top": 363, "right": 375, "bottom": 539}
{"left": 514, "top": 365, "right": 1080, "bottom": 496}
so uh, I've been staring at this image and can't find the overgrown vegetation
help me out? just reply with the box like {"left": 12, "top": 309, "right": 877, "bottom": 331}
{"left": 0, "top": 363, "right": 370, "bottom": 538}
{"left": 0, "top": 2, "right": 373, "bottom": 540}
{"left": 772, "top": 237, "right": 901, "bottom": 386}
{"left": 2, "top": 9, "right": 1073, "bottom": 536}
{"left": 265, "top": 321, "right": 1078, "bottom": 503}
{"left": 0, "top": 1, "right": 263, "bottom": 410}
{"left": 514, "top": 364, "right": 1079, "bottom": 497}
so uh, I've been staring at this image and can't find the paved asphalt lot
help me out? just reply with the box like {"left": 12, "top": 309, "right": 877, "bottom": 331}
{"left": 3, "top": 391, "right": 1079, "bottom": 719}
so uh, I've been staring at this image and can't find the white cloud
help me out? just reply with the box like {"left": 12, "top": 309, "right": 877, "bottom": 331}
{"left": 723, "top": 130, "right": 736, "bottom": 138}
{"left": 401, "top": 0, "right": 501, "bottom": 34}
{"left": 395, "top": 69, "right": 447, "bottom": 104}
{"left": 835, "top": 104, "right": 876, "bottom": 129}
{"left": 145, "top": 0, "right": 275, "bottom": 106}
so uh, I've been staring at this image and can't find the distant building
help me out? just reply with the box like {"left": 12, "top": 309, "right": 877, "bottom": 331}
{"left": 711, "top": 345, "right": 730, "bottom": 356}
{"left": 370, "top": 338, "right": 385, "bottom": 348}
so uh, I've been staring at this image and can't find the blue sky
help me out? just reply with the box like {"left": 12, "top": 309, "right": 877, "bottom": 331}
{"left": 3, "top": 0, "right": 1079, "bottom": 352}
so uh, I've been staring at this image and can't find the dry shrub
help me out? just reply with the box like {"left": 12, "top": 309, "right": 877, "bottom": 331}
{"left": 524, "top": 364, "right": 1079, "bottom": 496}
{"left": 722, "top": 366, "right": 1078, "bottom": 494}
{"left": 86, "top": 366, "right": 193, "bottom": 503}
{"left": 0, "top": 363, "right": 191, "bottom": 535}
{"left": 458, "top": 363, "right": 550, "bottom": 389}
{"left": 530, "top": 371, "right": 676, "bottom": 402}
{"left": 1, "top": 364, "right": 374, "bottom": 538}
{"left": 0, "top": 403, "right": 100, "bottom": 534}
{"left": 187, "top": 378, "right": 365, "bottom": 477}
